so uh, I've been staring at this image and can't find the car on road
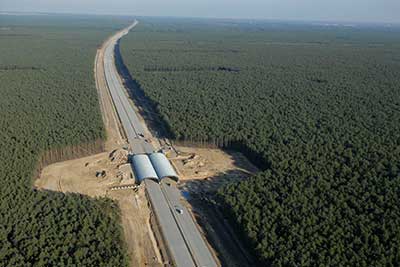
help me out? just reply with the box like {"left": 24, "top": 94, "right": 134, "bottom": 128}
{"left": 175, "top": 207, "right": 183, "bottom": 214}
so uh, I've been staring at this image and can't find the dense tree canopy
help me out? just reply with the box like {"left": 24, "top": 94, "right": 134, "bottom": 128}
{"left": 0, "top": 15, "right": 130, "bottom": 266}
{"left": 120, "top": 18, "right": 400, "bottom": 266}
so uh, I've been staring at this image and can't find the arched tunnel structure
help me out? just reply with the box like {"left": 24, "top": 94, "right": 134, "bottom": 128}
{"left": 131, "top": 152, "right": 179, "bottom": 183}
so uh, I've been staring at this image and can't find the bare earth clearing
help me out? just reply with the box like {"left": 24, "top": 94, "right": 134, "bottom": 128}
{"left": 173, "top": 146, "right": 258, "bottom": 182}
{"left": 172, "top": 146, "right": 258, "bottom": 267}
{"left": 35, "top": 24, "right": 258, "bottom": 267}
{"left": 36, "top": 37, "right": 163, "bottom": 267}
{"left": 35, "top": 145, "right": 258, "bottom": 266}
{"left": 35, "top": 150, "right": 163, "bottom": 267}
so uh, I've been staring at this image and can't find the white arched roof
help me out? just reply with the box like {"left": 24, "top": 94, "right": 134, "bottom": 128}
{"left": 131, "top": 154, "right": 158, "bottom": 183}
{"left": 149, "top": 152, "right": 179, "bottom": 182}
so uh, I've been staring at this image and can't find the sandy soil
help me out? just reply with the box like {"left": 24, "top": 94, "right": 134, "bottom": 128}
{"left": 35, "top": 150, "right": 162, "bottom": 267}
{"left": 94, "top": 44, "right": 126, "bottom": 151}
{"left": 109, "top": 189, "right": 162, "bottom": 267}
{"left": 35, "top": 144, "right": 258, "bottom": 267}
{"left": 35, "top": 150, "right": 132, "bottom": 195}
{"left": 171, "top": 146, "right": 258, "bottom": 193}
{"left": 170, "top": 146, "right": 259, "bottom": 267}
{"left": 172, "top": 146, "right": 258, "bottom": 179}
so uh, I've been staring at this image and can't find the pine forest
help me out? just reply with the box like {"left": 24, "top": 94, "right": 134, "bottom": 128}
{"left": 120, "top": 18, "right": 400, "bottom": 266}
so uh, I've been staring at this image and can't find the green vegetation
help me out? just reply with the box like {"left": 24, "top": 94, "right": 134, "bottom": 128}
{"left": 0, "top": 15, "right": 130, "bottom": 266}
{"left": 120, "top": 18, "right": 400, "bottom": 266}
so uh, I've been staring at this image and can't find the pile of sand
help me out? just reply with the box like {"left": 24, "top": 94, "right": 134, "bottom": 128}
{"left": 109, "top": 149, "right": 129, "bottom": 167}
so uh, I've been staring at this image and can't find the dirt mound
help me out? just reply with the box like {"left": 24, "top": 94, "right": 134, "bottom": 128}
{"left": 109, "top": 149, "right": 129, "bottom": 167}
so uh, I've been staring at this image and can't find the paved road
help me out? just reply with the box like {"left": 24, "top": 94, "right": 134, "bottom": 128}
{"left": 103, "top": 21, "right": 153, "bottom": 154}
{"left": 160, "top": 180, "right": 218, "bottom": 267}
{"left": 145, "top": 179, "right": 196, "bottom": 267}
{"left": 103, "top": 21, "right": 218, "bottom": 267}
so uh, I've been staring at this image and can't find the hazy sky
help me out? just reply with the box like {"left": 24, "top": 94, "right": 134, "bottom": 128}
{"left": 1, "top": 0, "right": 400, "bottom": 23}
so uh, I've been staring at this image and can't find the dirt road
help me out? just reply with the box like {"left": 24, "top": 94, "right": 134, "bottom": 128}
{"left": 110, "top": 189, "right": 162, "bottom": 267}
{"left": 94, "top": 35, "right": 126, "bottom": 151}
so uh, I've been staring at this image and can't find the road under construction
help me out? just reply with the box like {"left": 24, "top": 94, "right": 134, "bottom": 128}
{"left": 103, "top": 20, "right": 218, "bottom": 267}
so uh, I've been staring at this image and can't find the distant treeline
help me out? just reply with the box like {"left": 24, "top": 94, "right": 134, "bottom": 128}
{"left": 144, "top": 66, "right": 240, "bottom": 72}
{"left": 34, "top": 139, "right": 104, "bottom": 179}
{"left": 133, "top": 48, "right": 240, "bottom": 53}
{"left": 0, "top": 65, "right": 45, "bottom": 71}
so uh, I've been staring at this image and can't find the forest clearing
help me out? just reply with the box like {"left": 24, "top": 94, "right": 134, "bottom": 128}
{"left": 1, "top": 12, "right": 399, "bottom": 267}
{"left": 33, "top": 20, "right": 254, "bottom": 267}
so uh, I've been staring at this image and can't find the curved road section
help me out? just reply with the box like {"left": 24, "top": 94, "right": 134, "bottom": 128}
{"left": 102, "top": 21, "right": 218, "bottom": 267}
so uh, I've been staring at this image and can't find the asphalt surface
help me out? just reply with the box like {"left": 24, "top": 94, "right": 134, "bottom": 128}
{"left": 103, "top": 21, "right": 218, "bottom": 267}
{"left": 160, "top": 179, "right": 218, "bottom": 267}
{"left": 145, "top": 179, "right": 196, "bottom": 267}
{"left": 103, "top": 21, "right": 153, "bottom": 154}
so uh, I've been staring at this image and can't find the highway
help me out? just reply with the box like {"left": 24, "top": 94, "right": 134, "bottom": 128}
{"left": 102, "top": 21, "right": 218, "bottom": 267}
{"left": 103, "top": 21, "right": 153, "bottom": 154}
{"left": 145, "top": 179, "right": 196, "bottom": 267}
{"left": 160, "top": 179, "right": 218, "bottom": 267}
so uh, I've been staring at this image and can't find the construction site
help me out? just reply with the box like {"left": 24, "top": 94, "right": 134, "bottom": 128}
{"left": 35, "top": 21, "right": 257, "bottom": 267}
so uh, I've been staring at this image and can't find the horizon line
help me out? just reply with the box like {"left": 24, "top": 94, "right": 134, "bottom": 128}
{"left": 1, "top": 10, "right": 400, "bottom": 26}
